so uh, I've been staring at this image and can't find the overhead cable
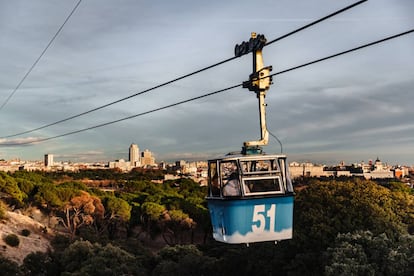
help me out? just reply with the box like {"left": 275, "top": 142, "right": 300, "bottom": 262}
{"left": 1, "top": 84, "right": 242, "bottom": 145}
{"left": 265, "top": 0, "right": 367, "bottom": 46}
{"left": 1, "top": 28, "right": 412, "bottom": 146}
{"left": 270, "top": 29, "right": 414, "bottom": 77}
{"left": 0, "top": 0, "right": 83, "bottom": 112}
{"left": 0, "top": 56, "right": 237, "bottom": 139}
{"left": 0, "top": 0, "right": 366, "bottom": 139}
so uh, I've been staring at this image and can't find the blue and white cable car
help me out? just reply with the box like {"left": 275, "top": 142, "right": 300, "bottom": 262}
{"left": 207, "top": 154, "right": 294, "bottom": 244}
{"left": 206, "top": 33, "right": 294, "bottom": 244}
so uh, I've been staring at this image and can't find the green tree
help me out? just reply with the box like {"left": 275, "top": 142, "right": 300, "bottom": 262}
{"left": 0, "top": 171, "right": 24, "bottom": 206}
{"left": 387, "top": 184, "right": 414, "bottom": 233}
{"left": 162, "top": 209, "right": 196, "bottom": 245}
{"left": 22, "top": 252, "right": 55, "bottom": 276}
{"left": 15, "top": 178, "right": 36, "bottom": 200}
{"left": 288, "top": 178, "right": 413, "bottom": 275}
{"left": 169, "top": 178, "right": 206, "bottom": 199}
{"left": 34, "top": 183, "right": 63, "bottom": 209}
{"left": 60, "top": 240, "right": 148, "bottom": 275}
{"left": 102, "top": 195, "right": 132, "bottom": 239}
{"left": 104, "top": 196, "right": 131, "bottom": 221}
{"left": 294, "top": 179, "right": 406, "bottom": 252}
{"left": 152, "top": 244, "right": 217, "bottom": 276}
{"left": 123, "top": 180, "right": 149, "bottom": 193}
{"left": 140, "top": 201, "right": 166, "bottom": 239}
{"left": 180, "top": 196, "right": 210, "bottom": 243}
{"left": 14, "top": 171, "right": 55, "bottom": 206}
{"left": 325, "top": 231, "right": 414, "bottom": 275}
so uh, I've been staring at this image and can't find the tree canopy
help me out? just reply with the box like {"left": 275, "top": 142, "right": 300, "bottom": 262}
{"left": 0, "top": 170, "right": 413, "bottom": 275}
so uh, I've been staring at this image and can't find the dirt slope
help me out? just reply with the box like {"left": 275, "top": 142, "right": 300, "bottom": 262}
{"left": 0, "top": 211, "right": 54, "bottom": 264}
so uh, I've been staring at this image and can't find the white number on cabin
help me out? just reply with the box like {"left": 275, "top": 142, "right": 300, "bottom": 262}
{"left": 252, "top": 204, "right": 276, "bottom": 232}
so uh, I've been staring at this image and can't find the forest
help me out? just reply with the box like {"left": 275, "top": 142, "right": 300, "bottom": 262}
{"left": 0, "top": 169, "right": 413, "bottom": 275}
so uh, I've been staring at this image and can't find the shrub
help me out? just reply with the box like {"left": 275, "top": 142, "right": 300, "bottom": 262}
{"left": 0, "top": 256, "right": 21, "bottom": 275}
{"left": 0, "top": 201, "right": 7, "bottom": 219}
{"left": 21, "top": 229, "right": 31, "bottom": 237}
{"left": 4, "top": 234, "right": 20, "bottom": 247}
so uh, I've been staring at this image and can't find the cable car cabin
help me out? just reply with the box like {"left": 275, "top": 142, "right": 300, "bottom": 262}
{"left": 206, "top": 154, "right": 294, "bottom": 244}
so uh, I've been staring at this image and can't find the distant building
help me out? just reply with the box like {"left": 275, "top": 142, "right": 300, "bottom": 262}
{"left": 360, "top": 161, "right": 372, "bottom": 173}
{"left": 184, "top": 162, "right": 198, "bottom": 175}
{"left": 393, "top": 167, "right": 405, "bottom": 179}
{"left": 337, "top": 170, "right": 352, "bottom": 177}
{"left": 289, "top": 162, "right": 326, "bottom": 178}
{"left": 141, "top": 149, "right": 156, "bottom": 167}
{"left": 44, "top": 154, "right": 54, "bottom": 167}
{"left": 129, "top": 143, "right": 140, "bottom": 167}
{"left": 108, "top": 144, "right": 156, "bottom": 170}
{"left": 176, "top": 160, "right": 186, "bottom": 168}
{"left": 374, "top": 157, "right": 384, "bottom": 171}
{"left": 363, "top": 157, "right": 393, "bottom": 179}
{"left": 108, "top": 159, "right": 131, "bottom": 171}
{"left": 158, "top": 161, "right": 167, "bottom": 170}
{"left": 0, "top": 159, "right": 18, "bottom": 172}
{"left": 364, "top": 170, "right": 394, "bottom": 179}
{"left": 288, "top": 157, "right": 398, "bottom": 180}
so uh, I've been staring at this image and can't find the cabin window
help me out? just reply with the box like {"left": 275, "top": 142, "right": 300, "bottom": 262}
{"left": 243, "top": 176, "right": 283, "bottom": 194}
{"left": 220, "top": 161, "right": 242, "bottom": 197}
{"left": 208, "top": 162, "right": 220, "bottom": 197}
{"left": 240, "top": 159, "right": 280, "bottom": 176}
{"left": 277, "top": 157, "right": 294, "bottom": 193}
{"left": 241, "top": 159, "right": 285, "bottom": 195}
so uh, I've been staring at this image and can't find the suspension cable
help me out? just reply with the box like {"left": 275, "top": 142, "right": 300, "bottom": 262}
{"left": 266, "top": 0, "right": 367, "bottom": 46}
{"left": 1, "top": 84, "right": 242, "bottom": 146}
{"left": 2, "top": 28, "right": 412, "bottom": 146}
{"left": 0, "top": 0, "right": 367, "bottom": 139}
{"left": 0, "top": 0, "right": 83, "bottom": 112}
{"left": 271, "top": 29, "right": 414, "bottom": 78}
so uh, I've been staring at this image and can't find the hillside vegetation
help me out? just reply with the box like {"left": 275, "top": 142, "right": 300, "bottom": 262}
{"left": 0, "top": 170, "right": 413, "bottom": 275}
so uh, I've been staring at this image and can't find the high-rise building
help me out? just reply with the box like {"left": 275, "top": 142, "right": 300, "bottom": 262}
{"left": 141, "top": 149, "right": 155, "bottom": 167}
{"left": 129, "top": 143, "right": 140, "bottom": 167}
{"left": 44, "top": 154, "right": 54, "bottom": 167}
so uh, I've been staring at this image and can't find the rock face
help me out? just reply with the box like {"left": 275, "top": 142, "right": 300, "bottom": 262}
{"left": 0, "top": 211, "right": 54, "bottom": 264}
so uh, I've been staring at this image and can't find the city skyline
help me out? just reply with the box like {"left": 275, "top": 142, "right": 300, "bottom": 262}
{"left": 0, "top": 0, "right": 413, "bottom": 165}
{"left": 2, "top": 145, "right": 411, "bottom": 168}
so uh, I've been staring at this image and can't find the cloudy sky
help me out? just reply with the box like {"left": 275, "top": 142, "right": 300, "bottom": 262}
{"left": 0, "top": 0, "right": 413, "bottom": 165}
